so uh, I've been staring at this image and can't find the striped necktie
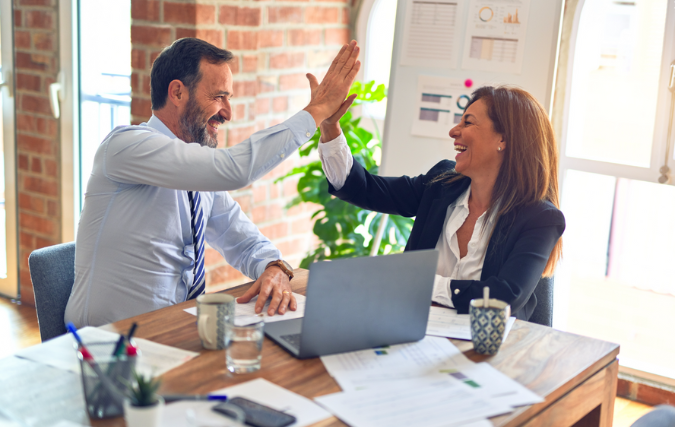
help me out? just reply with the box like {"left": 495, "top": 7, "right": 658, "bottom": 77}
{"left": 187, "top": 191, "right": 205, "bottom": 300}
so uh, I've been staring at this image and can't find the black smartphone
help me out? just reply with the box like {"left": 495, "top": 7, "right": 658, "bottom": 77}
{"left": 212, "top": 397, "right": 297, "bottom": 427}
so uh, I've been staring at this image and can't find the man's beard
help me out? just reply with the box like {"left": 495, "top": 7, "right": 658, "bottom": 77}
{"left": 178, "top": 96, "right": 223, "bottom": 149}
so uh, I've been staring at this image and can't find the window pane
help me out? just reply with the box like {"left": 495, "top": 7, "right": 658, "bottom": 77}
{"left": 364, "top": 0, "right": 397, "bottom": 120}
{"left": 559, "top": 169, "right": 675, "bottom": 378}
{"left": 565, "top": 0, "right": 667, "bottom": 167}
{"left": 0, "top": 16, "right": 6, "bottom": 280}
{"left": 79, "top": 0, "right": 131, "bottom": 208}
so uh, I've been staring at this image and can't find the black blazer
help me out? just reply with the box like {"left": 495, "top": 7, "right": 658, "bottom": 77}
{"left": 328, "top": 159, "right": 566, "bottom": 320}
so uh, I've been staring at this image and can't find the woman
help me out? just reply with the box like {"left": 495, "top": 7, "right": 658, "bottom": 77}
{"left": 317, "top": 86, "right": 565, "bottom": 320}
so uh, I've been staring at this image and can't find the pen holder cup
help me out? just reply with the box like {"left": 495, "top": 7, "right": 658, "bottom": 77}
{"left": 77, "top": 341, "right": 137, "bottom": 419}
{"left": 469, "top": 299, "right": 511, "bottom": 356}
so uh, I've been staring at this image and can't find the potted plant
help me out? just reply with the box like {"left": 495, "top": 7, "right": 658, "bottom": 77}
{"left": 123, "top": 370, "right": 164, "bottom": 427}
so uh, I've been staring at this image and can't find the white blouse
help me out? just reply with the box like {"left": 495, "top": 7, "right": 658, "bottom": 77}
{"left": 318, "top": 133, "right": 495, "bottom": 308}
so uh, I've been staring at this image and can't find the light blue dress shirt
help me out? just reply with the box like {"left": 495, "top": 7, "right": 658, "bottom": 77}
{"left": 65, "top": 112, "right": 317, "bottom": 327}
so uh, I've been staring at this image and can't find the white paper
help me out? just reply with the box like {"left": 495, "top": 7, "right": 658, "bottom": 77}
{"left": 320, "top": 336, "right": 473, "bottom": 391}
{"left": 411, "top": 75, "right": 479, "bottom": 139}
{"left": 161, "top": 378, "right": 331, "bottom": 427}
{"left": 461, "top": 0, "right": 531, "bottom": 74}
{"left": 451, "top": 362, "right": 543, "bottom": 408}
{"left": 399, "top": 0, "right": 463, "bottom": 68}
{"left": 184, "top": 293, "right": 306, "bottom": 326}
{"left": 426, "top": 306, "right": 516, "bottom": 341}
{"left": 315, "top": 377, "right": 511, "bottom": 427}
{"left": 15, "top": 326, "right": 198, "bottom": 378}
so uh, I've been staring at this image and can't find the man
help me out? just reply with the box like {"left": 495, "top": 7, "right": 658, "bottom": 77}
{"left": 65, "top": 38, "right": 360, "bottom": 327}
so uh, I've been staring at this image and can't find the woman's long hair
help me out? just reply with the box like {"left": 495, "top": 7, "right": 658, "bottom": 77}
{"left": 437, "top": 86, "right": 562, "bottom": 276}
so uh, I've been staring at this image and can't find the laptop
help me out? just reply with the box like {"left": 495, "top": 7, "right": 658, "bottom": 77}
{"left": 264, "top": 249, "right": 439, "bottom": 359}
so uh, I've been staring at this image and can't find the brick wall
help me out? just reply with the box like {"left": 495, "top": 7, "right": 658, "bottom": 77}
{"left": 13, "top": 0, "right": 61, "bottom": 304}
{"left": 131, "top": 0, "right": 351, "bottom": 290}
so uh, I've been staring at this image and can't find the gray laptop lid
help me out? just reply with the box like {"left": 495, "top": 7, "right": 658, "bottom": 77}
{"left": 296, "top": 249, "right": 439, "bottom": 358}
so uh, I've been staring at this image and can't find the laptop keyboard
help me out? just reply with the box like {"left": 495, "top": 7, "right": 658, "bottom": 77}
{"left": 280, "top": 333, "right": 301, "bottom": 350}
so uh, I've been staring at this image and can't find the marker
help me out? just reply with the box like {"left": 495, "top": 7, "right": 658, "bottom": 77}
{"left": 162, "top": 395, "right": 228, "bottom": 403}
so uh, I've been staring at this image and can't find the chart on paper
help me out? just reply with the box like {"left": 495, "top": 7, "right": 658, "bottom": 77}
{"left": 399, "top": 0, "right": 462, "bottom": 68}
{"left": 461, "top": 0, "right": 531, "bottom": 73}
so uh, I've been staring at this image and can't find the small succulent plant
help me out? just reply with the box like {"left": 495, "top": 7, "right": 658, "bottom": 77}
{"left": 124, "top": 370, "right": 162, "bottom": 407}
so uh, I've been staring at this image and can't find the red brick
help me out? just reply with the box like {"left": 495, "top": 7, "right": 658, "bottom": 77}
{"left": 14, "top": 10, "right": 21, "bottom": 28}
{"left": 256, "top": 97, "right": 270, "bottom": 115}
{"left": 36, "top": 117, "right": 58, "bottom": 138}
{"left": 325, "top": 28, "right": 350, "bottom": 46}
{"left": 227, "top": 30, "right": 258, "bottom": 51}
{"left": 279, "top": 73, "right": 307, "bottom": 91}
{"left": 258, "top": 30, "right": 284, "bottom": 48}
{"left": 270, "top": 183, "right": 280, "bottom": 199}
{"left": 228, "top": 126, "right": 255, "bottom": 147}
{"left": 20, "top": 94, "right": 53, "bottom": 115}
{"left": 16, "top": 52, "right": 50, "bottom": 72}
{"left": 204, "top": 247, "right": 222, "bottom": 265}
{"left": 232, "top": 103, "right": 246, "bottom": 122}
{"left": 253, "top": 185, "right": 267, "bottom": 203}
{"left": 175, "top": 29, "right": 223, "bottom": 48}
{"left": 275, "top": 238, "right": 308, "bottom": 258}
{"left": 17, "top": 134, "right": 52, "bottom": 154}
{"left": 242, "top": 55, "right": 258, "bottom": 73}
{"left": 131, "top": 49, "right": 146, "bottom": 70}
{"left": 259, "top": 222, "right": 289, "bottom": 240}
{"left": 258, "top": 75, "right": 277, "bottom": 93}
{"left": 35, "top": 237, "right": 57, "bottom": 249}
{"left": 150, "top": 50, "right": 162, "bottom": 65}
{"left": 233, "top": 195, "right": 252, "bottom": 212}
{"left": 305, "top": 7, "right": 339, "bottom": 24}
{"left": 269, "top": 52, "right": 304, "bottom": 70}
{"left": 163, "top": 2, "right": 196, "bottom": 24}
{"left": 14, "top": 31, "right": 30, "bottom": 49}
{"left": 20, "top": 212, "right": 56, "bottom": 235}
{"left": 131, "top": 25, "right": 172, "bottom": 47}
{"left": 23, "top": 177, "right": 58, "bottom": 197}
{"left": 291, "top": 216, "right": 314, "bottom": 234}
{"left": 288, "top": 29, "right": 321, "bottom": 46}
{"left": 47, "top": 200, "right": 58, "bottom": 217}
{"left": 142, "top": 75, "right": 151, "bottom": 96}
{"left": 131, "top": 98, "right": 152, "bottom": 117}
{"left": 32, "top": 33, "right": 54, "bottom": 51}
{"left": 196, "top": 4, "right": 216, "bottom": 25}
{"left": 283, "top": 179, "right": 299, "bottom": 197}
{"left": 44, "top": 159, "right": 57, "bottom": 177}
{"left": 228, "top": 56, "right": 240, "bottom": 74}
{"left": 219, "top": 6, "right": 261, "bottom": 27}
{"left": 26, "top": 10, "right": 54, "bottom": 29}
{"left": 18, "top": 154, "right": 29, "bottom": 171}
{"left": 268, "top": 7, "right": 302, "bottom": 24}
{"left": 132, "top": 0, "right": 160, "bottom": 21}
{"left": 20, "top": 232, "right": 34, "bottom": 247}
{"left": 31, "top": 158, "right": 42, "bottom": 173}
{"left": 208, "top": 264, "right": 246, "bottom": 286}
{"left": 19, "top": 0, "right": 54, "bottom": 5}
{"left": 233, "top": 80, "right": 258, "bottom": 97}
{"left": 19, "top": 193, "right": 44, "bottom": 213}
{"left": 252, "top": 202, "right": 283, "bottom": 223}
{"left": 16, "top": 113, "right": 36, "bottom": 132}
{"left": 342, "top": 7, "right": 350, "bottom": 24}
{"left": 272, "top": 96, "right": 288, "bottom": 113}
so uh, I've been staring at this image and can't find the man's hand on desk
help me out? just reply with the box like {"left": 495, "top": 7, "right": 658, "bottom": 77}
{"left": 236, "top": 266, "right": 297, "bottom": 316}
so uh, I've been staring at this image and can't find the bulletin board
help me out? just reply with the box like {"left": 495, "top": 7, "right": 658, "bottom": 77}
{"left": 380, "top": 0, "right": 564, "bottom": 177}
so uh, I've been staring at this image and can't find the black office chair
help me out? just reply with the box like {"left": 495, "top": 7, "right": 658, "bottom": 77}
{"left": 528, "top": 277, "right": 554, "bottom": 327}
{"left": 28, "top": 242, "right": 76, "bottom": 342}
{"left": 631, "top": 405, "right": 675, "bottom": 427}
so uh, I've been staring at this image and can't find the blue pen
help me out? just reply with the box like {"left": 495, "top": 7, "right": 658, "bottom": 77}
{"left": 66, "top": 322, "right": 85, "bottom": 347}
{"left": 162, "top": 394, "right": 228, "bottom": 403}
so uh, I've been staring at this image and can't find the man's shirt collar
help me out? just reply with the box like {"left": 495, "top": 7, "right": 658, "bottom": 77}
{"left": 147, "top": 115, "right": 178, "bottom": 139}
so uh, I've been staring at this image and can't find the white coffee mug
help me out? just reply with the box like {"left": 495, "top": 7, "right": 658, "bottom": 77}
{"left": 196, "top": 294, "right": 235, "bottom": 350}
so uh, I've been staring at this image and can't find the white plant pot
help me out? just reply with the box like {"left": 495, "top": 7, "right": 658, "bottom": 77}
{"left": 123, "top": 397, "right": 164, "bottom": 427}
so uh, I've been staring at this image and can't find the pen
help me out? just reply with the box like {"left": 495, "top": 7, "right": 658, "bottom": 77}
{"left": 126, "top": 322, "right": 138, "bottom": 341}
{"left": 111, "top": 334, "right": 126, "bottom": 357}
{"left": 162, "top": 394, "right": 228, "bottom": 403}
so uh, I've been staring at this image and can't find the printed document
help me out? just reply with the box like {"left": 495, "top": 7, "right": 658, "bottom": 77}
{"left": 15, "top": 326, "right": 198, "bottom": 377}
{"left": 426, "top": 305, "right": 516, "bottom": 340}
{"left": 399, "top": 0, "right": 463, "bottom": 68}
{"left": 315, "top": 377, "right": 511, "bottom": 427}
{"left": 184, "top": 293, "right": 306, "bottom": 325}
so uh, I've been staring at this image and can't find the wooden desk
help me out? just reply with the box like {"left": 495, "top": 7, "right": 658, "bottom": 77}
{"left": 92, "top": 269, "right": 619, "bottom": 427}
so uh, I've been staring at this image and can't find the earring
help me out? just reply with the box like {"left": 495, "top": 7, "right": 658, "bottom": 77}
{"left": 497, "top": 147, "right": 502, "bottom": 152}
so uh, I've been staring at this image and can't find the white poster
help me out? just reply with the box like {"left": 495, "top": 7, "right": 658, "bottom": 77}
{"left": 461, "top": 0, "right": 531, "bottom": 74}
{"left": 399, "top": 0, "right": 463, "bottom": 68}
{"left": 411, "top": 75, "right": 478, "bottom": 139}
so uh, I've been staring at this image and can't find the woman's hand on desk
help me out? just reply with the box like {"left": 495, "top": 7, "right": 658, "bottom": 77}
{"left": 236, "top": 267, "right": 297, "bottom": 316}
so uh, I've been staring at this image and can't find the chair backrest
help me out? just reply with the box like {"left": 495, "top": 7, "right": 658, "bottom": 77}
{"left": 528, "top": 276, "right": 554, "bottom": 327}
{"left": 28, "top": 242, "right": 76, "bottom": 342}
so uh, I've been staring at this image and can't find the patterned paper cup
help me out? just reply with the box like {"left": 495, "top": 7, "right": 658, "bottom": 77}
{"left": 469, "top": 298, "right": 511, "bottom": 355}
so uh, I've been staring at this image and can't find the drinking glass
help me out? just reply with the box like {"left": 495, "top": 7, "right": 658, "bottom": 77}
{"left": 225, "top": 314, "right": 264, "bottom": 374}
